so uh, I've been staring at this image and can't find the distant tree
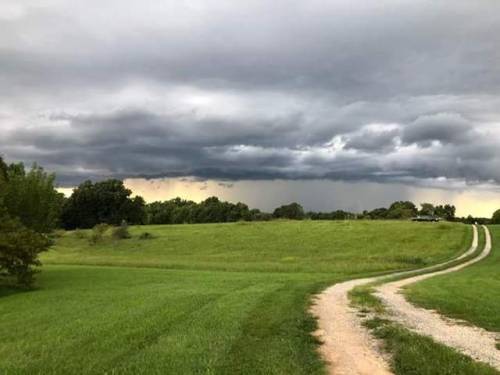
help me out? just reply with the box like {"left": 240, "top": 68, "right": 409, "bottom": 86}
{"left": 389, "top": 201, "right": 418, "bottom": 214}
{"left": 419, "top": 203, "right": 435, "bottom": 216}
{"left": 308, "top": 210, "right": 356, "bottom": 220}
{"left": 3, "top": 162, "right": 64, "bottom": 233}
{"left": 0, "top": 157, "right": 7, "bottom": 185}
{"left": 273, "top": 202, "right": 305, "bottom": 220}
{"left": 435, "top": 204, "right": 456, "bottom": 221}
{"left": 464, "top": 215, "right": 476, "bottom": 225}
{"left": 61, "top": 179, "right": 146, "bottom": 229}
{"left": 366, "top": 207, "right": 388, "bottom": 220}
{"left": 145, "top": 196, "right": 259, "bottom": 224}
{"left": 492, "top": 209, "right": 500, "bottom": 224}
{"left": 0, "top": 157, "right": 7, "bottom": 205}
{"left": 385, "top": 201, "right": 418, "bottom": 219}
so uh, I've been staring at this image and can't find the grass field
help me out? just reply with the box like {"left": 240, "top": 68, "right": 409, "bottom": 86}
{"left": 0, "top": 221, "right": 471, "bottom": 374}
{"left": 405, "top": 225, "right": 500, "bottom": 332}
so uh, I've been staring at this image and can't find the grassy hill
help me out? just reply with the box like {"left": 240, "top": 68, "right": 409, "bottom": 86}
{"left": 0, "top": 221, "right": 470, "bottom": 374}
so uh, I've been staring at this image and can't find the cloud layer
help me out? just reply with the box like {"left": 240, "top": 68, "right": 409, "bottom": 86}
{"left": 1, "top": 0, "right": 500, "bottom": 187}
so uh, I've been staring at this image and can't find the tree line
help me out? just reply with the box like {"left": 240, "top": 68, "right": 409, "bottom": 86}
{"left": 2, "top": 157, "right": 499, "bottom": 287}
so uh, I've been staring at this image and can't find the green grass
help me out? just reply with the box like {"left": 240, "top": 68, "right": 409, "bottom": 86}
{"left": 364, "top": 318, "right": 497, "bottom": 375}
{"left": 0, "top": 221, "right": 471, "bottom": 374}
{"left": 44, "top": 221, "right": 469, "bottom": 274}
{"left": 404, "top": 225, "right": 500, "bottom": 332}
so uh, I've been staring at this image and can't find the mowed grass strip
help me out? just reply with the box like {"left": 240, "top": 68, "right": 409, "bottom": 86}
{"left": 404, "top": 225, "right": 500, "bottom": 332}
{"left": 0, "top": 221, "right": 470, "bottom": 374}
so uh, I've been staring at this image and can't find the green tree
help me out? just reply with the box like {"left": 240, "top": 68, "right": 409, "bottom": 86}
{"left": 0, "top": 157, "right": 52, "bottom": 287}
{"left": 419, "top": 203, "right": 435, "bottom": 216}
{"left": 273, "top": 202, "right": 305, "bottom": 220}
{"left": 3, "top": 162, "right": 64, "bottom": 233}
{"left": 61, "top": 179, "right": 146, "bottom": 229}
{"left": 492, "top": 209, "right": 500, "bottom": 224}
{"left": 0, "top": 157, "right": 7, "bottom": 205}
{"left": 435, "top": 204, "right": 456, "bottom": 221}
{"left": 367, "top": 207, "right": 388, "bottom": 219}
{"left": 386, "top": 201, "right": 418, "bottom": 219}
{"left": 0, "top": 215, "right": 51, "bottom": 287}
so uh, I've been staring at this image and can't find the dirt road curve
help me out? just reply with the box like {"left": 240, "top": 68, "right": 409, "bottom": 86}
{"left": 312, "top": 225, "right": 498, "bottom": 374}
{"left": 376, "top": 225, "right": 499, "bottom": 370}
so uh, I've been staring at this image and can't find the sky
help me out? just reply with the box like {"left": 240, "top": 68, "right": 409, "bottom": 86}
{"left": 2, "top": 1, "right": 500, "bottom": 217}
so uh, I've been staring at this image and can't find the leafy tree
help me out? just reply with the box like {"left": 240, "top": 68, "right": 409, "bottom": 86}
{"left": 434, "top": 204, "right": 456, "bottom": 221}
{"left": 145, "top": 196, "right": 261, "bottom": 224}
{"left": 492, "top": 209, "right": 500, "bottom": 224}
{"left": 0, "top": 157, "right": 7, "bottom": 205}
{"left": 389, "top": 201, "right": 418, "bottom": 214}
{"left": 0, "top": 215, "right": 51, "bottom": 287}
{"left": 273, "top": 202, "right": 305, "bottom": 220}
{"left": 366, "top": 207, "right": 388, "bottom": 219}
{"left": 61, "top": 179, "right": 146, "bottom": 229}
{"left": 3, "top": 162, "right": 64, "bottom": 233}
{"left": 419, "top": 203, "right": 435, "bottom": 216}
{"left": 0, "top": 157, "right": 51, "bottom": 287}
{"left": 386, "top": 201, "right": 418, "bottom": 219}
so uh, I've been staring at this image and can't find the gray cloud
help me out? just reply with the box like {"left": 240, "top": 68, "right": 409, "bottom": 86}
{"left": 343, "top": 127, "right": 400, "bottom": 152}
{"left": 1, "top": 1, "right": 500, "bottom": 188}
{"left": 401, "top": 113, "right": 474, "bottom": 147}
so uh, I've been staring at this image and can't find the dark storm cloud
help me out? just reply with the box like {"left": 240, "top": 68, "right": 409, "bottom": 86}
{"left": 401, "top": 113, "right": 474, "bottom": 147}
{"left": 1, "top": 0, "right": 500, "bottom": 187}
{"left": 343, "top": 127, "right": 400, "bottom": 152}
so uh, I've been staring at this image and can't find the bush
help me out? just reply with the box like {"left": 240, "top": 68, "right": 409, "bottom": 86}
{"left": 112, "top": 221, "right": 131, "bottom": 240}
{"left": 52, "top": 229, "right": 66, "bottom": 238}
{"left": 74, "top": 229, "right": 87, "bottom": 239}
{"left": 139, "top": 232, "right": 154, "bottom": 240}
{"left": 89, "top": 233, "right": 101, "bottom": 245}
{"left": 94, "top": 223, "right": 110, "bottom": 235}
{"left": 0, "top": 215, "right": 51, "bottom": 287}
{"left": 89, "top": 223, "right": 109, "bottom": 245}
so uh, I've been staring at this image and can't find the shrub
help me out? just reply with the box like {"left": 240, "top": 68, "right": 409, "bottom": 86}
{"left": 94, "top": 223, "right": 110, "bottom": 235}
{"left": 139, "top": 232, "right": 154, "bottom": 240}
{"left": 0, "top": 215, "right": 51, "bottom": 287}
{"left": 74, "top": 229, "right": 87, "bottom": 239}
{"left": 89, "top": 233, "right": 101, "bottom": 245}
{"left": 52, "top": 229, "right": 66, "bottom": 238}
{"left": 89, "top": 223, "right": 109, "bottom": 245}
{"left": 112, "top": 221, "right": 131, "bottom": 240}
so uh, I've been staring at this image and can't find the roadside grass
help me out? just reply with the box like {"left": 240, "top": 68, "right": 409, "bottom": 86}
{"left": 0, "top": 221, "right": 471, "bottom": 374}
{"left": 364, "top": 318, "right": 498, "bottom": 375}
{"left": 404, "top": 225, "right": 500, "bottom": 332}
